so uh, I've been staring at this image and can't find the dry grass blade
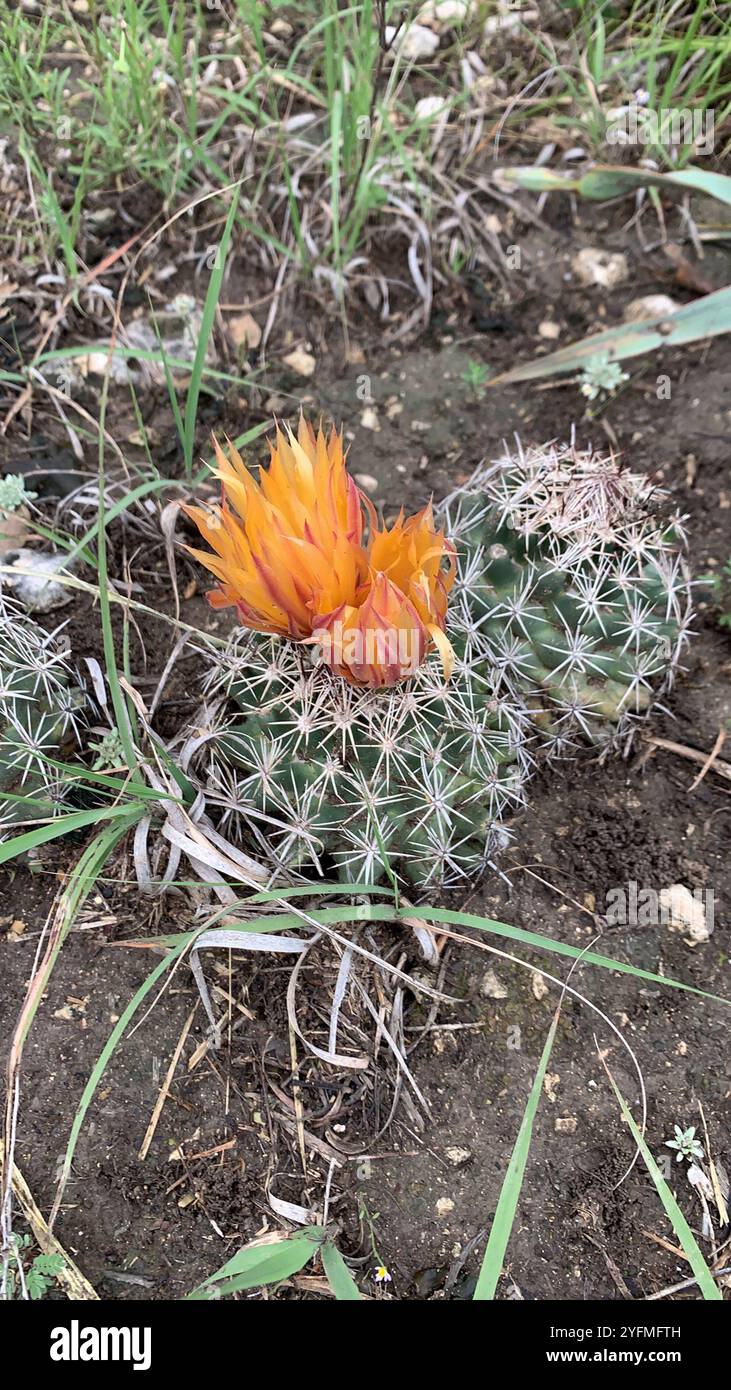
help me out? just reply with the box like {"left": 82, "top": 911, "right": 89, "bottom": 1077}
{"left": 0, "top": 1140, "right": 98, "bottom": 1301}
{"left": 192, "top": 928, "right": 315, "bottom": 1044}
{"left": 138, "top": 1005, "right": 197, "bottom": 1161}
{"left": 287, "top": 947, "right": 370, "bottom": 1070}
{"left": 698, "top": 1099, "right": 729, "bottom": 1229}
{"left": 329, "top": 944, "right": 355, "bottom": 1055}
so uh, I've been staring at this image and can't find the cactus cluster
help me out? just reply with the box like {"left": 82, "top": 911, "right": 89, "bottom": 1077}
{"left": 0, "top": 594, "right": 85, "bottom": 836}
{"left": 192, "top": 438, "right": 692, "bottom": 891}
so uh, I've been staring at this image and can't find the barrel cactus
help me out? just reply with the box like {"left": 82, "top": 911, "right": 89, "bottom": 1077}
{"left": 185, "top": 422, "right": 691, "bottom": 890}
{"left": 0, "top": 594, "right": 85, "bottom": 834}
{"left": 442, "top": 440, "right": 692, "bottom": 755}
{"left": 198, "top": 616, "right": 531, "bottom": 890}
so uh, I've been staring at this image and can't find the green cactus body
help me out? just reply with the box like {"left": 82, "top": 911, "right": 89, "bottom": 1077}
{"left": 199, "top": 621, "right": 531, "bottom": 890}
{"left": 0, "top": 596, "right": 85, "bottom": 833}
{"left": 197, "top": 441, "right": 691, "bottom": 890}
{"left": 441, "top": 443, "right": 691, "bottom": 753}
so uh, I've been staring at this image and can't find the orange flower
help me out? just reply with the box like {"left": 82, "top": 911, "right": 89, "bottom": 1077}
{"left": 313, "top": 573, "right": 431, "bottom": 688}
{"left": 368, "top": 503, "right": 456, "bottom": 678}
{"left": 183, "top": 418, "right": 366, "bottom": 638}
{"left": 185, "top": 418, "right": 456, "bottom": 686}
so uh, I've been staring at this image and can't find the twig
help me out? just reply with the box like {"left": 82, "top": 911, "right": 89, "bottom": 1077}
{"left": 688, "top": 728, "right": 727, "bottom": 792}
{"left": 642, "top": 1228, "right": 686, "bottom": 1260}
{"left": 645, "top": 1266, "right": 731, "bottom": 1301}
{"left": 138, "top": 1005, "right": 197, "bottom": 1160}
{"left": 643, "top": 734, "right": 731, "bottom": 785}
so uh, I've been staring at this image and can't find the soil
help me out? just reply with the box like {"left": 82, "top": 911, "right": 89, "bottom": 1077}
{"left": 1, "top": 194, "right": 730, "bottom": 1301}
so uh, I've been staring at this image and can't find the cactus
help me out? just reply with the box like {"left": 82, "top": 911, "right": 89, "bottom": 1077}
{"left": 197, "top": 612, "right": 532, "bottom": 890}
{"left": 441, "top": 441, "right": 692, "bottom": 755}
{"left": 0, "top": 594, "right": 85, "bottom": 835}
{"left": 191, "top": 434, "right": 692, "bottom": 890}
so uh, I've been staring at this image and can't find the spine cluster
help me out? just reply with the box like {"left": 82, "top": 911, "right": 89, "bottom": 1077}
{"left": 0, "top": 595, "right": 85, "bottom": 836}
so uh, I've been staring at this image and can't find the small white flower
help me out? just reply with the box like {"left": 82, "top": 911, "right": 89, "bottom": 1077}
{"left": 374, "top": 1265, "right": 392, "bottom": 1283}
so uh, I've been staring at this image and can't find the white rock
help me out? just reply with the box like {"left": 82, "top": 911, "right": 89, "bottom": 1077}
{"left": 481, "top": 968, "right": 508, "bottom": 999}
{"left": 472, "top": 73, "right": 498, "bottom": 101}
{"left": 544, "top": 1072, "right": 560, "bottom": 1103}
{"left": 572, "top": 247, "right": 629, "bottom": 290}
{"left": 2, "top": 549, "right": 75, "bottom": 612}
{"left": 354, "top": 471, "right": 379, "bottom": 492}
{"left": 359, "top": 409, "right": 380, "bottom": 434}
{"left": 282, "top": 347, "right": 316, "bottom": 378}
{"left": 484, "top": 9, "right": 537, "bottom": 36}
{"left": 415, "top": 95, "right": 451, "bottom": 122}
{"left": 419, "top": 1, "right": 473, "bottom": 25}
{"left": 385, "top": 22, "right": 440, "bottom": 60}
{"left": 624, "top": 294, "right": 680, "bottom": 323}
{"left": 445, "top": 1146, "right": 472, "bottom": 1166}
{"left": 436, "top": 1196, "right": 455, "bottom": 1217}
{"left": 659, "top": 884, "right": 712, "bottom": 943}
{"left": 538, "top": 320, "right": 560, "bottom": 340}
{"left": 83, "top": 349, "right": 135, "bottom": 385}
{"left": 531, "top": 971, "right": 549, "bottom": 1000}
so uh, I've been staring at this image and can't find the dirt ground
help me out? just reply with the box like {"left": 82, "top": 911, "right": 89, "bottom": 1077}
{"left": 1, "top": 194, "right": 730, "bottom": 1300}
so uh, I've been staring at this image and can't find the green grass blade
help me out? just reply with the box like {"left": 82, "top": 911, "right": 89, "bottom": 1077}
{"left": 321, "top": 1241, "right": 363, "bottom": 1300}
{"left": 52, "top": 928, "right": 194, "bottom": 1221}
{"left": 474, "top": 1011, "right": 559, "bottom": 1299}
{"left": 329, "top": 89, "right": 343, "bottom": 270}
{"left": 603, "top": 1064, "right": 722, "bottom": 1301}
{"left": 147, "top": 300, "right": 186, "bottom": 455}
{"left": 40, "top": 759, "right": 184, "bottom": 802}
{"left": 398, "top": 905, "right": 730, "bottom": 1007}
{"left": 245, "top": 880, "right": 395, "bottom": 904}
{"left": 500, "top": 164, "right": 731, "bottom": 208}
{"left": 488, "top": 285, "right": 731, "bottom": 386}
{"left": 118, "top": 902, "right": 729, "bottom": 1007}
{"left": 183, "top": 184, "right": 241, "bottom": 476}
{"left": 185, "top": 1229, "right": 322, "bottom": 1300}
{"left": 14, "top": 817, "right": 138, "bottom": 1050}
{"left": 0, "top": 802, "right": 146, "bottom": 866}
{"left": 95, "top": 364, "right": 137, "bottom": 768}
